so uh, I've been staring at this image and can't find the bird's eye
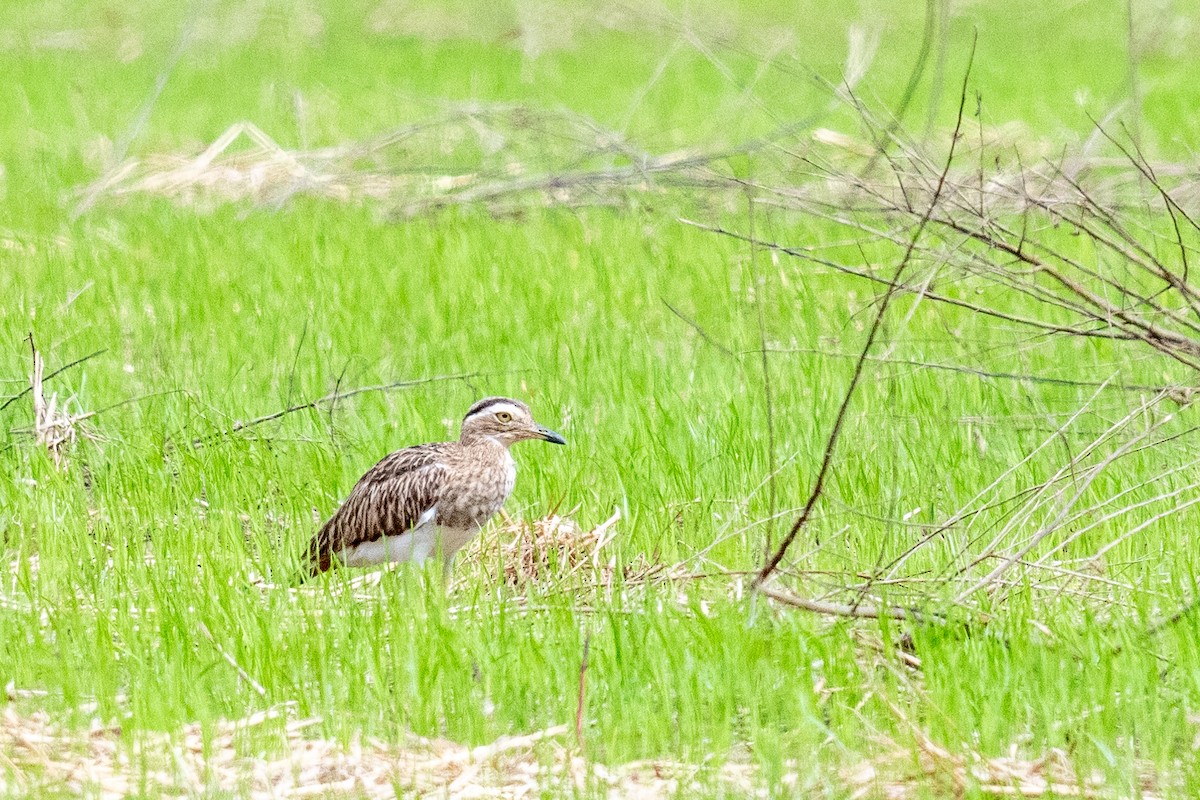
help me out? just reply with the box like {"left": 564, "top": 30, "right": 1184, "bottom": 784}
{"left": 496, "top": 411, "right": 512, "bottom": 422}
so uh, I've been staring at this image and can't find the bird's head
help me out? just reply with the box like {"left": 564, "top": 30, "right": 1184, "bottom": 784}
{"left": 459, "top": 397, "right": 567, "bottom": 448}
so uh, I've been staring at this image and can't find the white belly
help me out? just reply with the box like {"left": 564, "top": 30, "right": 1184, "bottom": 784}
{"left": 339, "top": 522, "right": 478, "bottom": 568}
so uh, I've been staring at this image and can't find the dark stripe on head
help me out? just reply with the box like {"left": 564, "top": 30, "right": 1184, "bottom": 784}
{"left": 463, "top": 396, "right": 526, "bottom": 420}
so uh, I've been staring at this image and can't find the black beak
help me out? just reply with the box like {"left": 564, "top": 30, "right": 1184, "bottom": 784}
{"left": 536, "top": 425, "right": 567, "bottom": 445}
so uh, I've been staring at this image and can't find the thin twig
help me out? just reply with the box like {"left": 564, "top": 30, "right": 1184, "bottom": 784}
{"left": 0, "top": 348, "right": 107, "bottom": 413}
{"left": 757, "top": 583, "right": 934, "bottom": 622}
{"left": 662, "top": 300, "right": 740, "bottom": 360}
{"left": 754, "top": 37, "right": 977, "bottom": 588}
{"left": 954, "top": 392, "right": 1173, "bottom": 602}
{"left": 191, "top": 372, "right": 487, "bottom": 447}
{"left": 677, "top": 218, "right": 1138, "bottom": 343}
{"left": 759, "top": 346, "right": 1164, "bottom": 393}
{"left": 746, "top": 190, "right": 778, "bottom": 557}
{"left": 71, "top": 2, "right": 205, "bottom": 218}
{"left": 196, "top": 620, "right": 268, "bottom": 699}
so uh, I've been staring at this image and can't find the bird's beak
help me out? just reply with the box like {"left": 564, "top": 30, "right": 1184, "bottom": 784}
{"left": 535, "top": 425, "right": 567, "bottom": 445}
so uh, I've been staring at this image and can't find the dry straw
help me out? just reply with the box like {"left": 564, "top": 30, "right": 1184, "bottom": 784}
{"left": 1, "top": 700, "right": 1164, "bottom": 798}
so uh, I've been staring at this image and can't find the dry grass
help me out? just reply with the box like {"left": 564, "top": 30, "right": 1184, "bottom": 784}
{"left": 0, "top": 703, "right": 766, "bottom": 799}
{"left": 2, "top": 702, "right": 1167, "bottom": 799}
{"left": 73, "top": 109, "right": 711, "bottom": 218}
{"left": 2, "top": 703, "right": 565, "bottom": 799}
{"left": 461, "top": 508, "right": 693, "bottom": 598}
{"left": 73, "top": 99, "right": 1200, "bottom": 230}
{"left": 469, "top": 508, "right": 621, "bottom": 588}
{"left": 26, "top": 337, "right": 93, "bottom": 469}
{"left": 843, "top": 735, "right": 1162, "bottom": 800}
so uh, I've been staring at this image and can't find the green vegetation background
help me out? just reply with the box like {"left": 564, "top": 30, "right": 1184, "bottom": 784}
{"left": 3, "top": 0, "right": 1200, "bottom": 795}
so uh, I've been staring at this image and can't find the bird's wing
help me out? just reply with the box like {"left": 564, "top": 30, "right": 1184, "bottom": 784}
{"left": 307, "top": 443, "right": 451, "bottom": 575}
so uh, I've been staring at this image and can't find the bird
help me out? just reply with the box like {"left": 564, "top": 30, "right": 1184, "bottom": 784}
{"left": 304, "top": 397, "right": 566, "bottom": 579}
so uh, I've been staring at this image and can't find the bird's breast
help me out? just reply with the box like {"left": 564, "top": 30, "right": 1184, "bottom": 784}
{"left": 435, "top": 452, "right": 516, "bottom": 530}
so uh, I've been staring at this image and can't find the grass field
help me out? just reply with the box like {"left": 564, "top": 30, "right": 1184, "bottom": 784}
{"left": 4, "top": 1, "right": 1200, "bottom": 797}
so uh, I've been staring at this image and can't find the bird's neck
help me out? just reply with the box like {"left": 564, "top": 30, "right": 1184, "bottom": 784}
{"left": 459, "top": 432, "right": 509, "bottom": 450}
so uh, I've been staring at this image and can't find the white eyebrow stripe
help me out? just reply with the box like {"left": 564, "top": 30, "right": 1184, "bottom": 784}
{"left": 463, "top": 402, "right": 525, "bottom": 423}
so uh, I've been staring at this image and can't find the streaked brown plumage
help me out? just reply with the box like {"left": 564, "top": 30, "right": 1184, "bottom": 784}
{"left": 304, "top": 397, "right": 565, "bottom": 578}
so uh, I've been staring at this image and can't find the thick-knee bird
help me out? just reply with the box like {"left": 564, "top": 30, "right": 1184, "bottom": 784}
{"left": 305, "top": 397, "right": 566, "bottom": 578}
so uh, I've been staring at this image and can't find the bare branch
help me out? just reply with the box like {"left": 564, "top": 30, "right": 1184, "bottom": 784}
{"left": 757, "top": 583, "right": 934, "bottom": 622}
{"left": 0, "top": 348, "right": 106, "bottom": 413}
{"left": 753, "top": 37, "right": 978, "bottom": 588}
{"left": 192, "top": 372, "right": 489, "bottom": 447}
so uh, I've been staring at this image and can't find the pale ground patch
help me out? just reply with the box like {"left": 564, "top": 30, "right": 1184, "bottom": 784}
{"left": 0, "top": 699, "right": 1168, "bottom": 799}
{"left": 843, "top": 734, "right": 1164, "bottom": 800}
{"left": 0, "top": 702, "right": 765, "bottom": 799}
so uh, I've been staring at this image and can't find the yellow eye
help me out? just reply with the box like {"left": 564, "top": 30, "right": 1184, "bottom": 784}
{"left": 496, "top": 411, "right": 512, "bottom": 422}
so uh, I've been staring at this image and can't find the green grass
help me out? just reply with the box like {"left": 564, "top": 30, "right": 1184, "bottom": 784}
{"left": 4, "top": 0, "right": 1200, "bottom": 796}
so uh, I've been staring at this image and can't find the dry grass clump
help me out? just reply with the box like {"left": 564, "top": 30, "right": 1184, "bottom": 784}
{"left": 464, "top": 509, "right": 689, "bottom": 592}
{"left": 303, "top": 510, "right": 687, "bottom": 602}
{"left": 74, "top": 108, "right": 710, "bottom": 218}
{"left": 77, "top": 121, "right": 419, "bottom": 210}
{"left": 468, "top": 508, "right": 622, "bottom": 588}
{"left": 25, "top": 337, "right": 94, "bottom": 469}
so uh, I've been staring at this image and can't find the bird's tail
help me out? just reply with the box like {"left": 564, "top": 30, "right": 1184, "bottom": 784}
{"left": 293, "top": 533, "right": 332, "bottom": 585}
